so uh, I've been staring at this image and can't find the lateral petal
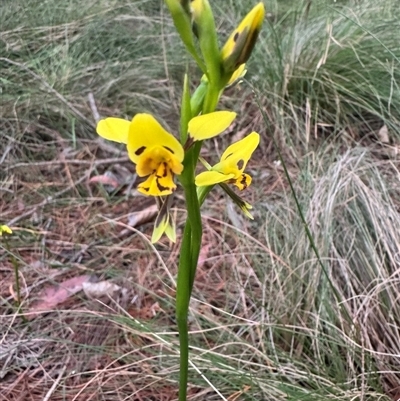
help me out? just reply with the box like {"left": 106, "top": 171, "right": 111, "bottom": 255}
{"left": 97, "top": 118, "right": 130, "bottom": 144}
{"left": 195, "top": 170, "right": 235, "bottom": 187}
{"left": 188, "top": 111, "right": 236, "bottom": 141}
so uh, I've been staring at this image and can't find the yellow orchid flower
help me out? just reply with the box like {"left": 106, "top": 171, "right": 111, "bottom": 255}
{"left": 97, "top": 112, "right": 237, "bottom": 197}
{"left": 0, "top": 225, "right": 12, "bottom": 236}
{"left": 195, "top": 132, "right": 260, "bottom": 190}
{"left": 98, "top": 114, "right": 184, "bottom": 196}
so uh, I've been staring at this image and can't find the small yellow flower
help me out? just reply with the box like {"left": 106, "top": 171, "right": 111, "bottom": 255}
{"left": 195, "top": 132, "right": 260, "bottom": 190}
{"left": 97, "top": 112, "right": 236, "bottom": 197}
{"left": 0, "top": 225, "right": 12, "bottom": 236}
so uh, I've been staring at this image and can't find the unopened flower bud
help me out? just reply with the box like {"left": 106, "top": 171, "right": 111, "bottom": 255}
{"left": 221, "top": 3, "right": 265, "bottom": 74}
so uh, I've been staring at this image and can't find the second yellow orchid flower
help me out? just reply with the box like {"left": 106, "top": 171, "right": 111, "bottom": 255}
{"left": 195, "top": 131, "right": 260, "bottom": 190}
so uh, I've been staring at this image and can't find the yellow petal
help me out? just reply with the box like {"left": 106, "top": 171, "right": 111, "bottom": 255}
{"left": 219, "top": 132, "right": 260, "bottom": 174}
{"left": 127, "top": 114, "right": 184, "bottom": 164}
{"left": 227, "top": 64, "right": 247, "bottom": 86}
{"left": 96, "top": 118, "right": 130, "bottom": 144}
{"left": 188, "top": 111, "right": 236, "bottom": 141}
{"left": 195, "top": 170, "right": 235, "bottom": 186}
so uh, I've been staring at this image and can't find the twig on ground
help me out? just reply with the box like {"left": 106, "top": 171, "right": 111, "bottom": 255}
{"left": 6, "top": 174, "right": 88, "bottom": 226}
{"left": 88, "top": 93, "right": 101, "bottom": 123}
{"left": 42, "top": 364, "right": 67, "bottom": 401}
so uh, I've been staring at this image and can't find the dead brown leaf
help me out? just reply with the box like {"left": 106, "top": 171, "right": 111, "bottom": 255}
{"left": 378, "top": 124, "right": 389, "bottom": 144}
{"left": 89, "top": 172, "right": 121, "bottom": 191}
{"left": 27, "top": 275, "right": 92, "bottom": 319}
{"left": 82, "top": 280, "right": 124, "bottom": 299}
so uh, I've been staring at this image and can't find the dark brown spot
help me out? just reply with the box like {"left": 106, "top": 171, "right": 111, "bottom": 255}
{"left": 240, "top": 174, "right": 248, "bottom": 190}
{"left": 135, "top": 146, "right": 146, "bottom": 156}
{"left": 233, "top": 31, "right": 240, "bottom": 42}
{"left": 156, "top": 178, "right": 170, "bottom": 193}
{"left": 236, "top": 159, "right": 244, "bottom": 170}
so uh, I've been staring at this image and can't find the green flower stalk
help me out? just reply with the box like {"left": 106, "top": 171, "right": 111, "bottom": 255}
{"left": 190, "top": 0, "right": 221, "bottom": 84}
{"left": 95, "top": 2, "right": 264, "bottom": 399}
{"left": 0, "top": 225, "right": 21, "bottom": 308}
{"left": 165, "top": 0, "right": 207, "bottom": 73}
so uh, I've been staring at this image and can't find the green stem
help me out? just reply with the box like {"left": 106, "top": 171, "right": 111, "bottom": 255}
{"left": 175, "top": 70, "right": 222, "bottom": 400}
{"left": 176, "top": 219, "right": 192, "bottom": 401}
{"left": 176, "top": 145, "right": 203, "bottom": 401}
{"left": 4, "top": 239, "right": 27, "bottom": 322}
{"left": 202, "top": 82, "right": 221, "bottom": 114}
{"left": 5, "top": 239, "right": 21, "bottom": 307}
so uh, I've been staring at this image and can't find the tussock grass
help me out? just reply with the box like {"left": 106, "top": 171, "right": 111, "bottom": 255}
{"left": 1, "top": 0, "right": 400, "bottom": 400}
{"left": 249, "top": 0, "right": 400, "bottom": 149}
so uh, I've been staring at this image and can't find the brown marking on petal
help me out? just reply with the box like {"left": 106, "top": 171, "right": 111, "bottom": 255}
{"left": 236, "top": 159, "right": 244, "bottom": 170}
{"left": 156, "top": 178, "right": 171, "bottom": 193}
{"left": 223, "top": 152, "right": 234, "bottom": 160}
{"left": 163, "top": 146, "right": 174, "bottom": 154}
{"left": 155, "top": 162, "right": 168, "bottom": 178}
{"left": 162, "top": 162, "right": 168, "bottom": 177}
{"left": 135, "top": 146, "right": 146, "bottom": 156}
{"left": 240, "top": 174, "right": 248, "bottom": 190}
{"left": 233, "top": 31, "right": 240, "bottom": 42}
{"left": 236, "top": 29, "right": 260, "bottom": 66}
